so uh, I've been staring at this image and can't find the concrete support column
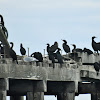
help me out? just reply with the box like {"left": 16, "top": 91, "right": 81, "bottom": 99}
{"left": 97, "top": 93, "right": 100, "bottom": 100}
{"left": 26, "top": 92, "right": 34, "bottom": 100}
{"left": 91, "top": 93, "right": 97, "bottom": 100}
{"left": 0, "top": 78, "right": 8, "bottom": 100}
{"left": 57, "top": 92, "right": 75, "bottom": 100}
{"left": 10, "top": 96, "right": 24, "bottom": 100}
{"left": 57, "top": 93, "right": 63, "bottom": 100}
{"left": 91, "top": 82, "right": 100, "bottom": 100}
{"left": 26, "top": 92, "right": 44, "bottom": 100}
{"left": 0, "top": 91, "right": 6, "bottom": 100}
{"left": 63, "top": 93, "right": 75, "bottom": 100}
{"left": 34, "top": 92, "right": 44, "bottom": 100}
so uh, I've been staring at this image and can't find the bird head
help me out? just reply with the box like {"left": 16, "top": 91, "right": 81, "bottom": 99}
{"left": 46, "top": 43, "right": 50, "bottom": 46}
{"left": 92, "top": 36, "right": 96, "bottom": 40}
{"left": 20, "top": 43, "right": 23, "bottom": 47}
{"left": 71, "top": 44, "right": 76, "bottom": 48}
{"left": 62, "top": 40, "right": 67, "bottom": 43}
{"left": 10, "top": 42, "right": 13, "bottom": 45}
{"left": 54, "top": 41, "right": 58, "bottom": 46}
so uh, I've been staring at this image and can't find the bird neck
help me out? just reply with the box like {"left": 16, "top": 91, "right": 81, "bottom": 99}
{"left": 92, "top": 38, "right": 96, "bottom": 44}
{"left": 73, "top": 45, "right": 76, "bottom": 49}
{"left": 11, "top": 43, "right": 13, "bottom": 49}
{"left": 64, "top": 42, "right": 67, "bottom": 45}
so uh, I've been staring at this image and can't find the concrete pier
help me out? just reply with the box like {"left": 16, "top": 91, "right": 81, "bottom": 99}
{"left": 1, "top": 24, "right": 100, "bottom": 100}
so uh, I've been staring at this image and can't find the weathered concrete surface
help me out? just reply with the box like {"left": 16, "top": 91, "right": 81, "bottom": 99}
{"left": 0, "top": 58, "right": 100, "bottom": 82}
{"left": 75, "top": 52, "right": 100, "bottom": 64}
{"left": 0, "top": 63, "right": 79, "bottom": 82}
{"left": 80, "top": 65, "right": 100, "bottom": 80}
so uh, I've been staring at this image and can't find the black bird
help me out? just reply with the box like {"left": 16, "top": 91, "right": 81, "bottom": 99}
{"left": 48, "top": 52, "right": 55, "bottom": 68}
{"left": 0, "top": 15, "right": 4, "bottom": 26}
{"left": 71, "top": 44, "right": 83, "bottom": 53}
{"left": 31, "top": 52, "right": 43, "bottom": 62}
{"left": 56, "top": 48, "right": 63, "bottom": 67}
{"left": 94, "top": 62, "right": 100, "bottom": 75}
{"left": 62, "top": 40, "right": 70, "bottom": 53}
{"left": 0, "top": 15, "right": 8, "bottom": 39}
{"left": 49, "top": 41, "right": 58, "bottom": 53}
{"left": 46, "top": 43, "right": 57, "bottom": 58}
{"left": 83, "top": 48, "right": 93, "bottom": 55}
{"left": 92, "top": 36, "right": 100, "bottom": 54}
{"left": 20, "top": 43, "right": 26, "bottom": 56}
{"left": 9, "top": 42, "right": 18, "bottom": 64}
{"left": 46, "top": 43, "right": 50, "bottom": 54}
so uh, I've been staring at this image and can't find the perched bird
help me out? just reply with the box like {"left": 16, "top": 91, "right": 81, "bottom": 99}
{"left": 20, "top": 43, "right": 26, "bottom": 56}
{"left": 46, "top": 43, "right": 57, "bottom": 58}
{"left": 48, "top": 52, "right": 55, "bottom": 68}
{"left": 0, "top": 15, "right": 8, "bottom": 39}
{"left": 94, "top": 62, "right": 100, "bottom": 75}
{"left": 56, "top": 48, "right": 63, "bottom": 67}
{"left": 62, "top": 40, "right": 70, "bottom": 53}
{"left": 31, "top": 52, "right": 43, "bottom": 62}
{"left": 23, "top": 56, "right": 34, "bottom": 62}
{"left": 92, "top": 36, "right": 100, "bottom": 54}
{"left": 71, "top": 44, "right": 83, "bottom": 53}
{"left": 9, "top": 42, "right": 18, "bottom": 64}
{"left": 49, "top": 41, "right": 58, "bottom": 53}
{"left": 0, "top": 15, "right": 4, "bottom": 26}
{"left": 46, "top": 43, "right": 50, "bottom": 54}
{"left": 83, "top": 48, "right": 93, "bottom": 55}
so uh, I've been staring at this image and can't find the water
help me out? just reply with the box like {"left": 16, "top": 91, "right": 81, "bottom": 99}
{"left": 7, "top": 94, "right": 91, "bottom": 100}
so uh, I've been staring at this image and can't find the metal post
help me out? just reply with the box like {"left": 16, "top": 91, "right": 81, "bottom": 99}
{"left": 44, "top": 49, "right": 45, "bottom": 57}
{"left": 28, "top": 47, "right": 29, "bottom": 57}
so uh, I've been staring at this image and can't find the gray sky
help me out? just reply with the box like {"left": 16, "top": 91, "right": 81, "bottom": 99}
{"left": 1, "top": 0, "right": 100, "bottom": 100}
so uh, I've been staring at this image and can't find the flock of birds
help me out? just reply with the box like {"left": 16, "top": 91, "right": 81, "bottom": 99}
{"left": 1, "top": 15, "right": 100, "bottom": 75}
{"left": 0, "top": 36, "right": 100, "bottom": 66}
{"left": 2, "top": 36, "right": 100, "bottom": 75}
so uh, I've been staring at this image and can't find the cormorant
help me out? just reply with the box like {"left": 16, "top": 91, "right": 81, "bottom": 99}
{"left": 46, "top": 43, "right": 57, "bottom": 58}
{"left": 0, "top": 15, "right": 4, "bottom": 26}
{"left": 56, "top": 48, "right": 63, "bottom": 67}
{"left": 31, "top": 52, "right": 43, "bottom": 62}
{"left": 20, "top": 43, "right": 26, "bottom": 56}
{"left": 0, "top": 15, "right": 8, "bottom": 39}
{"left": 49, "top": 41, "right": 58, "bottom": 53}
{"left": 92, "top": 36, "right": 100, "bottom": 54}
{"left": 62, "top": 40, "right": 70, "bottom": 53}
{"left": 48, "top": 52, "right": 55, "bottom": 68}
{"left": 94, "top": 62, "right": 100, "bottom": 75}
{"left": 71, "top": 44, "right": 83, "bottom": 53}
{"left": 46, "top": 43, "right": 50, "bottom": 54}
{"left": 46, "top": 43, "right": 57, "bottom": 68}
{"left": 83, "top": 48, "right": 93, "bottom": 55}
{"left": 9, "top": 42, "right": 18, "bottom": 64}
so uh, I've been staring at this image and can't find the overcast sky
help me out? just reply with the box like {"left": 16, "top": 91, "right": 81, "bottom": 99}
{"left": 1, "top": 0, "right": 100, "bottom": 100}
